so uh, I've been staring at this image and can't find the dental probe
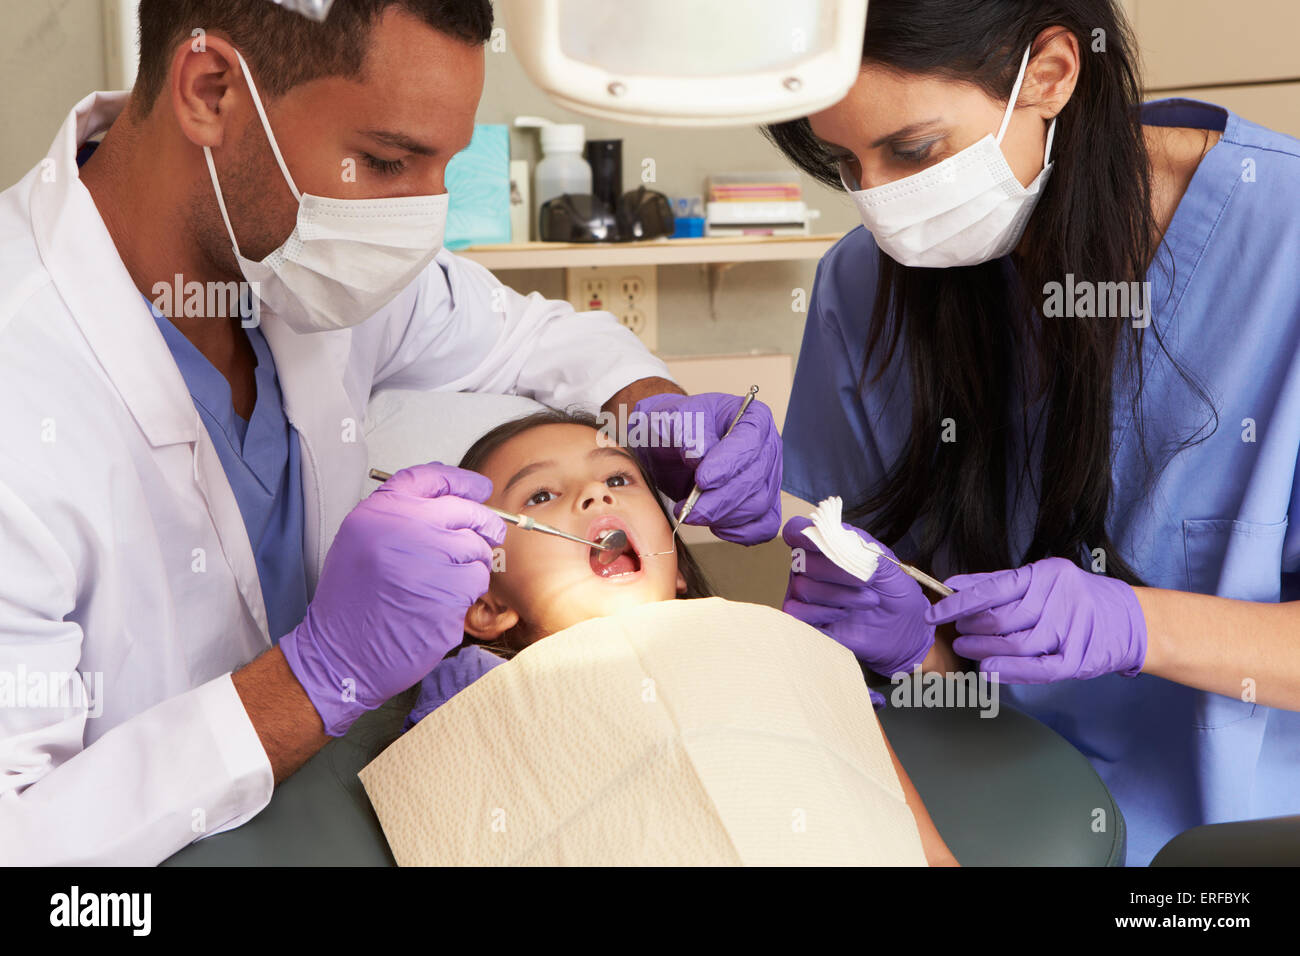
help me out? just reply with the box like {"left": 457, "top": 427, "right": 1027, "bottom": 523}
{"left": 671, "top": 385, "right": 760, "bottom": 538}
{"left": 368, "top": 468, "right": 627, "bottom": 559}
{"left": 876, "top": 553, "right": 954, "bottom": 598}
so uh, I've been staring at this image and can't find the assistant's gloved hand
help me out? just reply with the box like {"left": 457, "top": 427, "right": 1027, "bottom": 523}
{"left": 280, "top": 463, "right": 507, "bottom": 737}
{"left": 404, "top": 645, "right": 505, "bottom": 732}
{"left": 924, "top": 557, "right": 1147, "bottom": 684}
{"left": 781, "top": 517, "right": 934, "bottom": 677}
{"left": 630, "top": 392, "right": 781, "bottom": 544}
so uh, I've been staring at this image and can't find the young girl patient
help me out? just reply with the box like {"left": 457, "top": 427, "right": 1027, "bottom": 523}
{"left": 410, "top": 407, "right": 958, "bottom": 866}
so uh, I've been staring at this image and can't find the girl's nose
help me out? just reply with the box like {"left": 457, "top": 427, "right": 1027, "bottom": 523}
{"left": 580, "top": 484, "right": 615, "bottom": 510}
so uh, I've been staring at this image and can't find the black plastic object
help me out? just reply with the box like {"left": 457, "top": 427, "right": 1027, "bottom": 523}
{"left": 540, "top": 187, "right": 676, "bottom": 243}
{"left": 584, "top": 139, "right": 623, "bottom": 210}
{"left": 615, "top": 186, "right": 676, "bottom": 241}
{"left": 538, "top": 193, "right": 619, "bottom": 242}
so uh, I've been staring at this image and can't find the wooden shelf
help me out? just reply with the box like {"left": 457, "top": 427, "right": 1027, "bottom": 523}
{"left": 455, "top": 234, "right": 842, "bottom": 270}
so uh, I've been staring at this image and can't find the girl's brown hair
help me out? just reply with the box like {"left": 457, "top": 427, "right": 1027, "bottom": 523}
{"left": 451, "top": 408, "right": 714, "bottom": 660}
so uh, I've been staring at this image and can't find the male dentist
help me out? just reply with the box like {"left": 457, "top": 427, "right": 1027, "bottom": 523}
{"left": 0, "top": 0, "right": 781, "bottom": 864}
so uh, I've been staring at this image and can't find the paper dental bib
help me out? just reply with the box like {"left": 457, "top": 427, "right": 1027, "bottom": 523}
{"left": 358, "top": 597, "right": 926, "bottom": 866}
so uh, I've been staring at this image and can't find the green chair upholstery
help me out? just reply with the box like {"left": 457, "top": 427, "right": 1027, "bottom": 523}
{"left": 877, "top": 697, "right": 1126, "bottom": 866}
{"left": 1151, "top": 814, "right": 1300, "bottom": 866}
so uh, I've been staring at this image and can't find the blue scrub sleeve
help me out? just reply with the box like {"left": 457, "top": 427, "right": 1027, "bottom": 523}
{"left": 782, "top": 232, "right": 891, "bottom": 510}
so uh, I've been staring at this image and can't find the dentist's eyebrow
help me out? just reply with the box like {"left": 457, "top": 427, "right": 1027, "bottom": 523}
{"left": 871, "top": 118, "right": 943, "bottom": 149}
{"left": 360, "top": 129, "right": 439, "bottom": 156}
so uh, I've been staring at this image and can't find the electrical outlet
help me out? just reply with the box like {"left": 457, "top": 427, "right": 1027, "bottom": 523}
{"left": 579, "top": 277, "right": 610, "bottom": 310}
{"left": 567, "top": 265, "right": 658, "bottom": 351}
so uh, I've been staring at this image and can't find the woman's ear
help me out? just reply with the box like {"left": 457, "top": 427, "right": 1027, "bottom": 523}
{"left": 676, "top": 569, "right": 688, "bottom": 595}
{"left": 465, "top": 591, "right": 519, "bottom": 640}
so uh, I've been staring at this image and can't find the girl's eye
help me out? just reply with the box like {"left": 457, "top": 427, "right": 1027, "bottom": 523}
{"left": 524, "top": 471, "right": 634, "bottom": 507}
{"left": 362, "top": 154, "right": 406, "bottom": 176}
{"left": 525, "top": 488, "right": 555, "bottom": 506}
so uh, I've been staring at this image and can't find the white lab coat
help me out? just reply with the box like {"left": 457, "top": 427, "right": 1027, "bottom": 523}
{"left": 0, "top": 92, "right": 672, "bottom": 865}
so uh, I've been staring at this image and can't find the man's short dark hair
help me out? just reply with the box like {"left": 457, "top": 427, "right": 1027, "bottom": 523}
{"left": 134, "top": 0, "right": 493, "bottom": 109}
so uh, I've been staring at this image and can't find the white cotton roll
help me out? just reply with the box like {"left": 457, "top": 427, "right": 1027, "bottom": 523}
{"left": 800, "top": 496, "right": 884, "bottom": 583}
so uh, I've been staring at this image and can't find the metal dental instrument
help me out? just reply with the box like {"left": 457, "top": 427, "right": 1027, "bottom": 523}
{"left": 368, "top": 468, "right": 629, "bottom": 562}
{"left": 876, "top": 553, "right": 954, "bottom": 598}
{"left": 671, "top": 385, "right": 759, "bottom": 538}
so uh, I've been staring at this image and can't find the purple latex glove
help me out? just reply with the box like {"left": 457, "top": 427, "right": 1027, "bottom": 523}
{"left": 404, "top": 645, "right": 505, "bottom": 732}
{"left": 280, "top": 463, "right": 507, "bottom": 737}
{"left": 629, "top": 392, "right": 781, "bottom": 544}
{"left": 869, "top": 687, "right": 886, "bottom": 710}
{"left": 924, "top": 557, "right": 1147, "bottom": 684}
{"left": 781, "top": 516, "right": 934, "bottom": 677}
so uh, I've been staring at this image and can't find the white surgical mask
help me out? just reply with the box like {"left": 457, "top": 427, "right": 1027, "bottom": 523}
{"left": 203, "top": 48, "right": 449, "bottom": 333}
{"left": 842, "top": 44, "right": 1056, "bottom": 269}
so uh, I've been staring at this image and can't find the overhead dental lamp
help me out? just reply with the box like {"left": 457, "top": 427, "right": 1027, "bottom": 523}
{"left": 499, "top": 0, "right": 870, "bottom": 127}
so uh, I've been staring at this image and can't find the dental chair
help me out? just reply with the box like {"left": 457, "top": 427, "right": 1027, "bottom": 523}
{"left": 163, "top": 390, "right": 1126, "bottom": 867}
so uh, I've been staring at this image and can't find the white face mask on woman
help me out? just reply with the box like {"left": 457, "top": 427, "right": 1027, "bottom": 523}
{"left": 840, "top": 44, "right": 1056, "bottom": 269}
{"left": 203, "top": 48, "right": 449, "bottom": 333}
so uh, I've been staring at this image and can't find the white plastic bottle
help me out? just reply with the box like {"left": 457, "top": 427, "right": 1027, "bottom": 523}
{"left": 515, "top": 117, "right": 592, "bottom": 237}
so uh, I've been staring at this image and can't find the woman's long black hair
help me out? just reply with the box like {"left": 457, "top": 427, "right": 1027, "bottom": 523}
{"left": 765, "top": 0, "right": 1216, "bottom": 584}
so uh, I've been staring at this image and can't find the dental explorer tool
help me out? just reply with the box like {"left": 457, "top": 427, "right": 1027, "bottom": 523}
{"left": 368, "top": 468, "right": 629, "bottom": 561}
{"left": 878, "top": 554, "right": 954, "bottom": 598}
{"left": 671, "top": 385, "right": 759, "bottom": 538}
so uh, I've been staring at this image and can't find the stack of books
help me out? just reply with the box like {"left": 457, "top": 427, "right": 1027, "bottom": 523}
{"left": 705, "top": 173, "right": 814, "bottom": 237}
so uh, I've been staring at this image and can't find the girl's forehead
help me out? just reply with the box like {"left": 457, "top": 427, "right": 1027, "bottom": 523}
{"left": 480, "top": 423, "right": 603, "bottom": 475}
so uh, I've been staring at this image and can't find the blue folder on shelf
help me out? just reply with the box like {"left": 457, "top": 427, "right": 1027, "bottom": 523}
{"left": 444, "top": 123, "right": 511, "bottom": 250}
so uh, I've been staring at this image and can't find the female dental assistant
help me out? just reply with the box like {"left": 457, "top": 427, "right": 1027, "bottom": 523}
{"left": 774, "top": 0, "right": 1300, "bottom": 865}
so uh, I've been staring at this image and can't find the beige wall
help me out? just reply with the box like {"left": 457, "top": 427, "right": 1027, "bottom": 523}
{"left": 1125, "top": 0, "right": 1300, "bottom": 138}
{"left": 0, "top": 0, "right": 107, "bottom": 188}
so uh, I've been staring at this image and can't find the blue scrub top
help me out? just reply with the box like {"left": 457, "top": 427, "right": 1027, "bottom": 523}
{"left": 147, "top": 301, "right": 311, "bottom": 645}
{"left": 783, "top": 100, "right": 1300, "bottom": 866}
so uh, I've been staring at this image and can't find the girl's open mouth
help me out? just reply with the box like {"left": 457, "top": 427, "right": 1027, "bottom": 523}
{"left": 587, "top": 517, "right": 643, "bottom": 578}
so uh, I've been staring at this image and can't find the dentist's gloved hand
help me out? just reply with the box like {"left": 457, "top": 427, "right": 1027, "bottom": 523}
{"left": 781, "top": 517, "right": 934, "bottom": 677}
{"left": 630, "top": 392, "right": 781, "bottom": 545}
{"left": 280, "top": 463, "right": 507, "bottom": 737}
{"left": 924, "top": 557, "right": 1147, "bottom": 684}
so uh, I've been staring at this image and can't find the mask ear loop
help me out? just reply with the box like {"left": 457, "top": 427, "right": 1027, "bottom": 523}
{"left": 229, "top": 48, "right": 304, "bottom": 203}
{"left": 995, "top": 43, "right": 1034, "bottom": 146}
{"left": 996, "top": 43, "right": 1057, "bottom": 168}
{"left": 202, "top": 47, "right": 303, "bottom": 265}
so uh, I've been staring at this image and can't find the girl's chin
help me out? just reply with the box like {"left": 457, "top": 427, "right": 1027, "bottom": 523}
{"left": 548, "top": 583, "right": 677, "bottom": 630}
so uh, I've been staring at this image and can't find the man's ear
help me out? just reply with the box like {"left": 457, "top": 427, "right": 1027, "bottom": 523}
{"left": 676, "top": 569, "right": 688, "bottom": 596}
{"left": 171, "top": 36, "right": 244, "bottom": 149}
{"left": 465, "top": 590, "right": 520, "bottom": 640}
